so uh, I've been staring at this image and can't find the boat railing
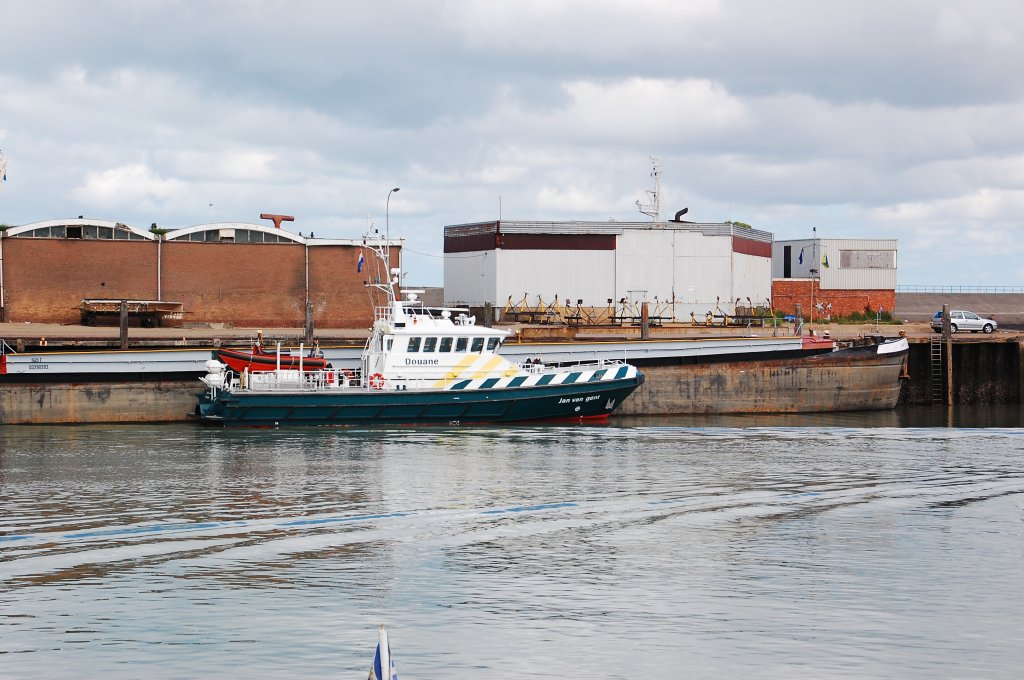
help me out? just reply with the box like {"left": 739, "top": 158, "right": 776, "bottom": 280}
{"left": 518, "top": 358, "right": 627, "bottom": 374}
{"left": 215, "top": 359, "right": 630, "bottom": 394}
{"left": 224, "top": 367, "right": 364, "bottom": 392}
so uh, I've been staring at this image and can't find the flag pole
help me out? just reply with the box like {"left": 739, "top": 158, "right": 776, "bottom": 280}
{"left": 379, "top": 624, "right": 390, "bottom": 680}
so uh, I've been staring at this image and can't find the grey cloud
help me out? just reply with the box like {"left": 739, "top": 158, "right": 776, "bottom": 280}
{"left": 2, "top": 0, "right": 1024, "bottom": 287}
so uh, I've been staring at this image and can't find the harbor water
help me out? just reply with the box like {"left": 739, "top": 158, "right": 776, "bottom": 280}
{"left": 2, "top": 409, "right": 1023, "bottom": 678}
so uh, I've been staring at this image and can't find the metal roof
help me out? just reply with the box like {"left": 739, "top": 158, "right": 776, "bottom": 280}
{"left": 445, "top": 219, "right": 773, "bottom": 243}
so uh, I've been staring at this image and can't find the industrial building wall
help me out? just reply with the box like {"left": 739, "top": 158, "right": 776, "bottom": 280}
{"left": 774, "top": 238, "right": 897, "bottom": 291}
{"left": 1, "top": 239, "right": 158, "bottom": 323}
{"left": 731, "top": 251, "right": 773, "bottom": 310}
{"left": 161, "top": 242, "right": 307, "bottom": 327}
{"left": 818, "top": 238, "right": 898, "bottom": 290}
{"left": 496, "top": 249, "right": 616, "bottom": 308}
{"left": 0, "top": 237, "right": 380, "bottom": 328}
{"left": 308, "top": 245, "right": 387, "bottom": 328}
{"left": 772, "top": 238, "right": 817, "bottom": 279}
{"left": 443, "top": 250, "right": 496, "bottom": 306}
{"left": 670, "top": 231, "right": 733, "bottom": 316}
{"left": 615, "top": 230, "right": 675, "bottom": 302}
{"left": 447, "top": 229, "right": 773, "bottom": 319}
{"left": 772, "top": 279, "right": 896, "bottom": 318}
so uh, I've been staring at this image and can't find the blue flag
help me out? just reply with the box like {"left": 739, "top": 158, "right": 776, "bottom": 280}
{"left": 798, "top": 248, "right": 803, "bottom": 265}
{"left": 357, "top": 252, "right": 365, "bottom": 273}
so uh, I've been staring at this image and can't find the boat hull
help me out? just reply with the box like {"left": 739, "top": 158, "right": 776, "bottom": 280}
{"left": 620, "top": 340, "right": 909, "bottom": 415}
{"left": 196, "top": 375, "right": 643, "bottom": 427}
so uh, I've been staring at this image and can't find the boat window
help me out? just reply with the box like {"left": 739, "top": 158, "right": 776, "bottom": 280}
{"left": 486, "top": 338, "right": 500, "bottom": 351}
{"left": 471, "top": 337, "right": 484, "bottom": 352}
{"left": 423, "top": 337, "right": 437, "bottom": 352}
{"left": 455, "top": 337, "right": 468, "bottom": 352}
{"left": 439, "top": 337, "right": 453, "bottom": 352}
{"left": 407, "top": 337, "right": 421, "bottom": 352}
{"left": 387, "top": 338, "right": 393, "bottom": 350}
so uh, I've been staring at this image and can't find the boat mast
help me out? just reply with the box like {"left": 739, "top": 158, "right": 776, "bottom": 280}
{"left": 636, "top": 156, "right": 661, "bottom": 222}
{"left": 364, "top": 187, "right": 402, "bottom": 310}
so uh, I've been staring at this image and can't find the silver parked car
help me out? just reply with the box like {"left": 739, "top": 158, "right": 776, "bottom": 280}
{"left": 931, "top": 310, "right": 997, "bottom": 334}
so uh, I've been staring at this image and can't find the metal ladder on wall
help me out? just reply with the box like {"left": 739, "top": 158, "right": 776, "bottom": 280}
{"left": 929, "top": 335, "right": 944, "bottom": 403}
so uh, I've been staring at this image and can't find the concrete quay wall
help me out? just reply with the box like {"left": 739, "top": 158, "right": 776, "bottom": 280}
{"left": 900, "top": 337, "right": 1023, "bottom": 405}
{"left": 0, "top": 380, "right": 200, "bottom": 424}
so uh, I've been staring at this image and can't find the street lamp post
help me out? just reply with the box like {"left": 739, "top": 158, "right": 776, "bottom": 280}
{"left": 386, "top": 187, "right": 400, "bottom": 246}
{"left": 386, "top": 186, "right": 400, "bottom": 286}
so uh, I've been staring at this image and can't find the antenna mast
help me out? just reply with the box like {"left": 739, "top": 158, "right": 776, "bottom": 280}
{"left": 636, "top": 156, "right": 661, "bottom": 222}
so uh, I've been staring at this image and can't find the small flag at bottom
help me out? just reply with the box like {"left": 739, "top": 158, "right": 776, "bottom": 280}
{"left": 368, "top": 624, "right": 398, "bottom": 680}
{"left": 357, "top": 252, "right": 365, "bottom": 273}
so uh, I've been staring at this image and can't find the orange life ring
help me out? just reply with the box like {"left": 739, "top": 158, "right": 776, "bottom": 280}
{"left": 369, "top": 372, "right": 385, "bottom": 389}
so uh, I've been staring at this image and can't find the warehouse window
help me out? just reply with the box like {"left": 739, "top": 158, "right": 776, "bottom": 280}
{"left": 14, "top": 223, "right": 148, "bottom": 239}
{"left": 168, "top": 228, "right": 295, "bottom": 243}
{"left": 840, "top": 250, "right": 896, "bottom": 269}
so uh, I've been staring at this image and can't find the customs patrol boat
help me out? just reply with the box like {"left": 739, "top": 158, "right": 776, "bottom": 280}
{"left": 194, "top": 239, "right": 643, "bottom": 427}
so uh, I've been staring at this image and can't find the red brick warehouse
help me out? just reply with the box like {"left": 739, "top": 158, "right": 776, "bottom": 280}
{"left": 0, "top": 218, "right": 400, "bottom": 328}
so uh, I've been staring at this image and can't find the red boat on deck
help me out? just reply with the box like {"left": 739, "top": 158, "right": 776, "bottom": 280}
{"left": 215, "top": 340, "right": 329, "bottom": 373}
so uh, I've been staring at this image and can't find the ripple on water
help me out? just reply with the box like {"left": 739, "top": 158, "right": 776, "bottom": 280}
{"left": 1, "top": 423, "right": 1023, "bottom": 678}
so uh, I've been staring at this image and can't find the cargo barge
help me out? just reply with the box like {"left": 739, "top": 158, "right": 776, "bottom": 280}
{"left": 0, "top": 333, "right": 907, "bottom": 424}
{"left": 622, "top": 338, "right": 909, "bottom": 415}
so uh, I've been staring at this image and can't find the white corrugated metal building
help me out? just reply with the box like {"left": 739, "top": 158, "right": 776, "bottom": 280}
{"left": 444, "top": 220, "right": 773, "bottom": 319}
{"left": 772, "top": 238, "right": 898, "bottom": 288}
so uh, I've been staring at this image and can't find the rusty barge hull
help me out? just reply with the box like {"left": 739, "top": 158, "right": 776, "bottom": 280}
{"left": 0, "top": 340, "right": 908, "bottom": 423}
{"left": 621, "top": 342, "right": 909, "bottom": 415}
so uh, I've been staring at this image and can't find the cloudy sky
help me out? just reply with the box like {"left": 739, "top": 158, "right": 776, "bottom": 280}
{"left": 1, "top": 0, "right": 1023, "bottom": 286}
